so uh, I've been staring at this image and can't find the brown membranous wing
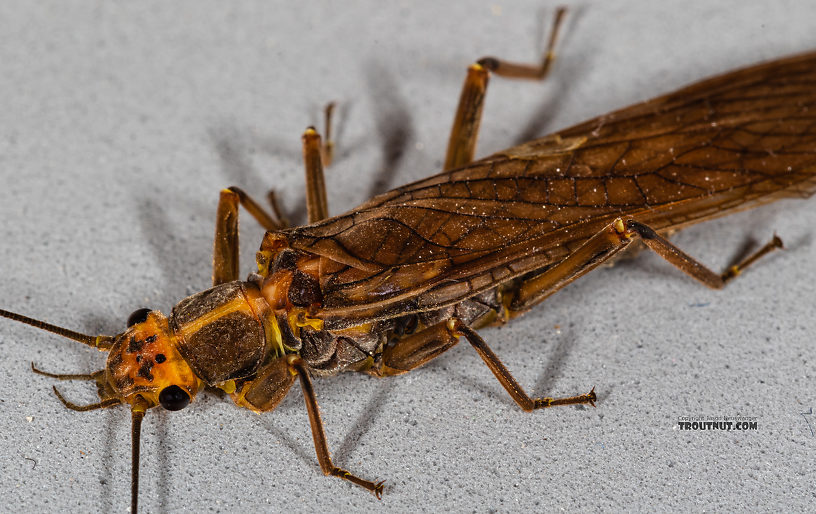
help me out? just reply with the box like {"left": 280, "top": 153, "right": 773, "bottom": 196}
{"left": 281, "top": 52, "right": 816, "bottom": 324}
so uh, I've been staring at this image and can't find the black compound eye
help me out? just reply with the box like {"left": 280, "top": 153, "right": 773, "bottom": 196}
{"left": 158, "top": 385, "right": 190, "bottom": 411}
{"left": 127, "top": 308, "right": 152, "bottom": 328}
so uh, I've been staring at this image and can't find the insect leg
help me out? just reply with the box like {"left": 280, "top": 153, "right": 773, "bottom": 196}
{"left": 302, "top": 127, "right": 330, "bottom": 223}
{"left": 379, "top": 319, "right": 595, "bottom": 411}
{"left": 510, "top": 218, "right": 784, "bottom": 311}
{"left": 380, "top": 321, "right": 460, "bottom": 376}
{"left": 444, "top": 7, "right": 567, "bottom": 170}
{"left": 257, "top": 106, "right": 335, "bottom": 230}
{"left": 624, "top": 220, "right": 784, "bottom": 287}
{"left": 212, "top": 186, "right": 288, "bottom": 285}
{"left": 511, "top": 218, "right": 638, "bottom": 311}
{"left": 288, "top": 356, "right": 385, "bottom": 498}
{"left": 225, "top": 186, "right": 284, "bottom": 231}
{"left": 322, "top": 102, "right": 336, "bottom": 167}
{"left": 450, "top": 319, "right": 596, "bottom": 411}
{"left": 265, "top": 190, "right": 290, "bottom": 228}
{"left": 212, "top": 189, "right": 240, "bottom": 285}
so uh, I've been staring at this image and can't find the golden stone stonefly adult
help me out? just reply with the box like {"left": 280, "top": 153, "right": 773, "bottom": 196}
{"left": 3, "top": 7, "right": 815, "bottom": 513}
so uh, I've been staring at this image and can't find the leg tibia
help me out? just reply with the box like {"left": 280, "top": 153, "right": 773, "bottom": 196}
{"left": 380, "top": 318, "right": 596, "bottom": 412}
{"left": 510, "top": 217, "right": 785, "bottom": 312}
{"left": 444, "top": 7, "right": 567, "bottom": 170}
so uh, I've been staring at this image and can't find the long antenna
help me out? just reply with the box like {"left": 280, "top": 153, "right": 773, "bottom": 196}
{"left": 0, "top": 308, "right": 114, "bottom": 349}
{"left": 131, "top": 396, "right": 149, "bottom": 514}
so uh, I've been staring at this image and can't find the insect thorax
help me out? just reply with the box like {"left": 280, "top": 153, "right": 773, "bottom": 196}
{"left": 298, "top": 287, "right": 507, "bottom": 377}
{"left": 252, "top": 240, "right": 510, "bottom": 378}
{"left": 170, "top": 281, "right": 272, "bottom": 386}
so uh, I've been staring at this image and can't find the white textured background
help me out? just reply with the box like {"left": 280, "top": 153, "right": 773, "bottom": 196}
{"left": 0, "top": 1, "right": 814, "bottom": 512}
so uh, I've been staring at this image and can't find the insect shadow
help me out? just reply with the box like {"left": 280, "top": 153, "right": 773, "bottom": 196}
{"left": 155, "top": 412, "right": 171, "bottom": 512}
{"left": 531, "top": 324, "right": 582, "bottom": 402}
{"left": 136, "top": 198, "right": 211, "bottom": 304}
{"left": 210, "top": 127, "right": 309, "bottom": 226}
{"left": 438, "top": 320, "right": 581, "bottom": 410}
{"left": 253, "top": 372, "right": 396, "bottom": 477}
{"left": 99, "top": 408, "right": 117, "bottom": 514}
{"left": 208, "top": 57, "right": 415, "bottom": 227}
{"left": 513, "top": 5, "right": 592, "bottom": 144}
{"left": 363, "top": 59, "right": 415, "bottom": 200}
{"left": 333, "top": 378, "right": 397, "bottom": 464}
{"left": 257, "top": 401, "right": 315, "bottom": 470}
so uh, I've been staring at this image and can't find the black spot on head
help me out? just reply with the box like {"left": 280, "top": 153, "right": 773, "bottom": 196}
{"left": 145, "top": 335, "right": 157, "bottom": 344}
{"left": 155, "top": 353, "right": 166, "bottom": 364}
{"left": 137, "top": 359, "right": 154, "bottom": 382}
{"left": 127, "top": 337, "right": 144, "bottom": 353}
{"left": 136, "top": 355, "right": 141, "bottom": 363}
